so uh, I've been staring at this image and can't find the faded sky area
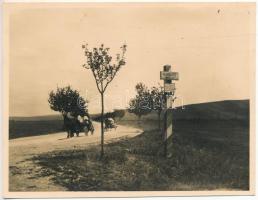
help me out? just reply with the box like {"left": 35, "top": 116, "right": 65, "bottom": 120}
{"left": 6, "top": 3, "right": 255, "bottom": 116}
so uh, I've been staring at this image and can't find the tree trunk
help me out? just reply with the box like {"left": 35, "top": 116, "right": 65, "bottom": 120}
{"left": 62, "top": 114, "right": 69, "bottom": 138}
{"left": 100, "top": 92, "right": 104, "bottom": 158}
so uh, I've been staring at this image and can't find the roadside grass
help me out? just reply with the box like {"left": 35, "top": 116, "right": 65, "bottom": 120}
{"left": 32, "top": 120, "right": 249, "bottom": 191}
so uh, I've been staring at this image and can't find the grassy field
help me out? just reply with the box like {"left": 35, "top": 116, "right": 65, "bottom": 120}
{"left": 9, "top": 120, "right": 64, "bottom": 139}
{"left": 31, "top": 119, "right": 249, "bottom": 191}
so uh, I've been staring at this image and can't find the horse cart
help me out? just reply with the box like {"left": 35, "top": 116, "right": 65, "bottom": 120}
{"left": 104, "top": 118, "right": 117, "bottom": 131}
{"left": 64, "top": 113, "right": 94, "bottom": 138}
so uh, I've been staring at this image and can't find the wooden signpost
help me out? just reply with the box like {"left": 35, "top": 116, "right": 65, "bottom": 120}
{"left": 160, "top": 65, "right": 179, "bottom": 157}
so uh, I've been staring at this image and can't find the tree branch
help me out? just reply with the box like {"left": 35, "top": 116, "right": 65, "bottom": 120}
{"left": 91, "top": 69, "right": 101, "bottom": 93}
{"left": 103, "top": 70, "right": 118, "bottom": 92}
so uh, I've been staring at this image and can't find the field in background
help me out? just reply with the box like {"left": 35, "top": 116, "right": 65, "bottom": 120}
{"left": 9, "top": 100, "right": 249, "bottom": 139}
{"left": 9, "top": 120, "right": 63, "bottom": 139}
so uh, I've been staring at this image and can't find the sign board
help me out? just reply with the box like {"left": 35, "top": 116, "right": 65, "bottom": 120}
{"left": 160, "top": 71, "right": 179, "bottom": 80}
{"left": 164, "top": 83, "right": 175, "bottom": 93}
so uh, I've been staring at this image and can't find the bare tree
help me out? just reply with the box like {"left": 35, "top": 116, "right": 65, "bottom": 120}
{"left": 82, "top": 43, "right": 127, "bottom": 157}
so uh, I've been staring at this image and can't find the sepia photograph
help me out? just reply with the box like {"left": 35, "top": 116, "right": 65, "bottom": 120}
{"left": 2, "top": 2, "right": 256, "bottom": 197}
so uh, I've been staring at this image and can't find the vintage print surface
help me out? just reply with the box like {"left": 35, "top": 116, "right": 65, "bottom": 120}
{"left": 3, "top": 2, "right": 255, "bottom": 197}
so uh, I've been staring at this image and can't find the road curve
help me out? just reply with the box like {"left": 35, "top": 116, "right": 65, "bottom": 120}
{"left": 9, "top": 122, "right": 143, "bottom": 191}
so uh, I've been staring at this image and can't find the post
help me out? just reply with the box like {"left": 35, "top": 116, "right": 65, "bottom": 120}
{"left": 158, "top": 111, "right": 161, "bottom": 130}
{"left": 100, "top": 92, "right": 104, "bottom": 158}
{"left": 164, "top": 96, "right": 168, "bottom": 157}
{"left": 163, "top": 65, "right": 171, "bottom": 157}
{"left": 160, "top": 65, "right": 179, "bottom": 158}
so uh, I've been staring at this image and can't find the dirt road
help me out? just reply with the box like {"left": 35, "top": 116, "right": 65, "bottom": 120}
{"left": 9, "top": 122, "right": 143, "bottom": 191}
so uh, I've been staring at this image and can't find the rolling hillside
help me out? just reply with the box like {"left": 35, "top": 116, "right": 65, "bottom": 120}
{"left": 172, "top": 99, "right": 249, "bottom": 120}
{"left": 119, "top": 100, "right": 249, "bottom": 121}
{"left": 10, "top": 115, "right": 62, "bottom": 121}
{"left": 9, "top": 99, "right": 249, "bottom": 139}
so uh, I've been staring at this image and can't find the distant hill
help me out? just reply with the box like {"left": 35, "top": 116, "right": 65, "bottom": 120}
{"left": 9, "top": 99, "right": 249, "bottom": 122}
{"left": 119, "top": 100, "right": 249, "bottom": 121}
{"left": 9, "top": 113, "right": 100, "bottom": 122}
{"left": 9, "top": 100, "right": 249, "bottom": 139}
{"left": 172, "top": 99, "right": 249, "bottom": 120}
{"left": 10, "top": 115, "right": 63, "bottom": 121}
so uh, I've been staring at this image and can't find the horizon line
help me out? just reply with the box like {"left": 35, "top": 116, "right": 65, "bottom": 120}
{"left": 9, "top": 99, "right": 249, "bottom": 118}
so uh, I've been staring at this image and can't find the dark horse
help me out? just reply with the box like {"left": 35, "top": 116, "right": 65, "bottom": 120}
{"left": 63, "top": 114, "right": 80, "bottom": 138}
{"left": 63, "top": 114, "right": 94, "bottom": 138}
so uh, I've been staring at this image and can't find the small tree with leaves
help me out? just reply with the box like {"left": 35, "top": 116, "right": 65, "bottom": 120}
{"left": 128, "top": 83, "right": 152, "bottom": 120}
{"left": 82, "top": 43, "right": 126, "bottom": 157}
{"left": 150, "top": 85, "right": 165, "bottom": 129}
{"left": 48, "top": 86, "right": 88, "bottom": 124}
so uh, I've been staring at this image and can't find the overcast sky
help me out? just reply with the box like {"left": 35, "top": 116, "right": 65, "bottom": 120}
{"left": 7, "top": 3, "right": 255, "bottom": 116}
